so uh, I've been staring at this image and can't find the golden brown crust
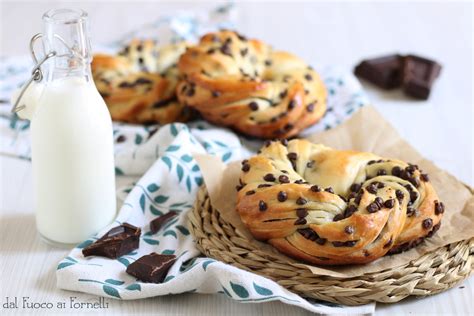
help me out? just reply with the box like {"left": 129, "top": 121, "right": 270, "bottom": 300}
{"left": 236, "top": 139, "right": 444, "bottom": 265}
{"left": 176, "top": 30, "right": 327, "bottom": 139}
{"left": 92, "top": 39, "right": 190, "bottom": 124}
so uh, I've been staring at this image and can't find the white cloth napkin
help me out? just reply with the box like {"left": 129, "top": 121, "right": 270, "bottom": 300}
{"left": 56, "top": 122, "right": 374, "bottom": 315}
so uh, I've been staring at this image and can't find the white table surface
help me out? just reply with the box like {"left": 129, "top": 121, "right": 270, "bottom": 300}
{"left": 0, "top": 1, "right": 473, "bottom": 315}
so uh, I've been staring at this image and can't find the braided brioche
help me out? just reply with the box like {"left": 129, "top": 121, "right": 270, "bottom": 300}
{"left": 236, "top": 139, "right": 444, "bottom": 265}
{"left": 177, "top": 31, "right": 327, "bottom": 139}
{"left": 92, "top": 40, "right": 190, "bottom": 124}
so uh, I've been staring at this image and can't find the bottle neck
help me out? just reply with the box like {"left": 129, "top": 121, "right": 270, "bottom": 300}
{"left": 42, "top": 9, "right": 92, "bottom": 83}
{"left": 44, "top": 61, "right": 93, "bottom": 83}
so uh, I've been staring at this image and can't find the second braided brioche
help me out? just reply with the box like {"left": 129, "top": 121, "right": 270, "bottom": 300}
{"left": 177, "top": 30, "right": 327, "bottom": 139}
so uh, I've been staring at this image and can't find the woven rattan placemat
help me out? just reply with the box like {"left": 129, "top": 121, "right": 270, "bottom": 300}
{"left": 188, "top": 185, "right": 473, "bottom": 305}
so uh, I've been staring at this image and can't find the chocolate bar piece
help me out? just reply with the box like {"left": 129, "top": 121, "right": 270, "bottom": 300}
{"left": 82, "top": 223, "right": 141, "bottom": 258}
{"left": 150, "top": 211, "right": 177, "bottom": 233}
{"left": 354, "top": 54, "right": 403, "bottom": 89}
{"left": 402, "top": 55, "right": 442, "bottom": 100}
{"left": 126, "top": 253, "right": 176, "bottom": 283}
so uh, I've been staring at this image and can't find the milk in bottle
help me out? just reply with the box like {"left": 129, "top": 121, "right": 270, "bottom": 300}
{"left": 17, "top": 9, "right": 116, "bottom": 245}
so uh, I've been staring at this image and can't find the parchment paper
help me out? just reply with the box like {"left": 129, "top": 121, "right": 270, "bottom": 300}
{"left": 194, "top": 106, "right": 474, "bottom": 278}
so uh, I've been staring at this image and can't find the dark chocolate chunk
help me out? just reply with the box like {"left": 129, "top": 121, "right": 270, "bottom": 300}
{"left": 422, "top": 218, "right": 433, "bottom": 229}
{"left": 306, "top": 103, "right": 315, "bottom": 112}
{"left": 278, "top": 175, "right": 290, "bottom": 183}
{"left": 392, "top": 166, "right": 402, "bottom": 177}
{"left": 248, "top": 101, "right": 259, "bottom": 111}
{"left": 387, "top": 237, "right": 425, "bottom": 255}
{"left": 406, "top": 207, "right": 416, "bottom": 217}
{"left": 409, "top": 177, "right": 420, "bottom": 188}
{"left": 366, "top": 183, "right": 378, "bottom": 194}
{"left": 350, "top": 183, "right": 361, "bottom": 192}
{"left": 150, "top": 211, "right": 178, "bottom": 233}
{"left": 366, "top": 202, "right": 379, "bottom": 213}
{"left": 245, "top": 190, "right": 256, "bottom": 196}
{"left": 152, "top": 97, "right": 176, "bottom": 109}
{"left": 296, "top": 208, "right": 308, "bottom": 218}
{"left": 263, "top": 173, "right": 276, "bottom": 182}
{"left": 135, "top": 77, "right": 152, "bottom": 85}
{"left": 354, "top": 190, "right": 363, "bottom": 205}
{"left": 242, "top": 164, "right": 250, "bottom": 172}
{"left": 118, "top": 81, "right": 133, "bottom": 88}
{"left": 310, "top": 185, "right": 321, "bottom": 192}
{"left": 399, "top": 169, "right": 410, "bottom": 180}
{"left": 116, "top": 135, "right": 126, "bottom": 143}
{"left": 384, "top": 238, "right": 393, "bottom": 248}
{"left": 284, "top": 123, "right": 293, "bottom": 131}
{"left": 304, "top": 73, "right": 313, "bottom": 81}
{"left": 287, "top": 152, "right": 298, "bottom": 160}
{"left": 296, "top": 197, "right": 307, "bottom": 205}
{"left": 354, "top": 54, "right": 403, "bottom": 89}
{"left": 297, "top": 228, "right": 315, "bottom": 240}
{"left": 402, "top": 55, "right": 442, "bottom": 100}
{"left": 82, "top": 223, "right": 141, "bottom": 258}
{"left": 259, "top": 200, "right": 267, "bottom": 211}
{"left": 126, "top": 253, "right": 176, "bottom": 283}
{"left": 294, "top": 217, "right": 307, "bottom": 225}
{"left": 420, "top": 173, "right": 429, "bottom": 182}
{"left": 315, "top": 237, "right": 327, "bottom": 245}
{"left": 212, "top": 91, "right": 221, "bottom": 97}
{"left": 396, "top": 189, "right": 404, "bottom": 202}
{"left": 434, "top": 200, "right": 445, "bottom": 215}
{"left": 332, "top": 240, "right": 357, "bottom": 247}
{"left": 288, "top": 100, "right": 296, "bottom": 110}
{"left": 344, "top": 205, "right": 358, "bottom": 217}
{"left": 220, "top": 43, "right": 232, "bottom": 57}
{"left": 277, "top": 191, "right": 288, "bottom": 202}
{"left": 384, "top": 199, "right": 395, "bottom": 208}
{"left": 240, "top": 48, "right": 248, "bottom": 57}
{"left": 427, "top": 222, "right": 441, "bottom": 237}
{"left": 333, "top": 214, "right": 344, "bottom": 222}
{"left": 279, "top": 90, "right": 288, "bottom": 99}
{"left": 258, "top": 184, "right": 272, "bottom": 188}
{"left": 409, "top": 190, "right": 418, "bottom": 203}
{"left": 306, "top": 160, "right": 315, "bottom": 168}
{"left": 324, "top": 187, "right": 334, "bottom": 194}
{"left": 374, "top": 197, "right": 384, "bottom": 209}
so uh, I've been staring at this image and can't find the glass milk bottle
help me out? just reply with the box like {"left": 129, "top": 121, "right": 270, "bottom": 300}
{"left": 18, "top": 9, "right": 116, "bottom": 245}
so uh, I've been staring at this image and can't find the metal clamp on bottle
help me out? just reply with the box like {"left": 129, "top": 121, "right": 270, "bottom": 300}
{"left": 11, "top": 33, "right": 56, "bottom": 113}
{"left": 11, "top": 32, "right": 86, "bottom": 113}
